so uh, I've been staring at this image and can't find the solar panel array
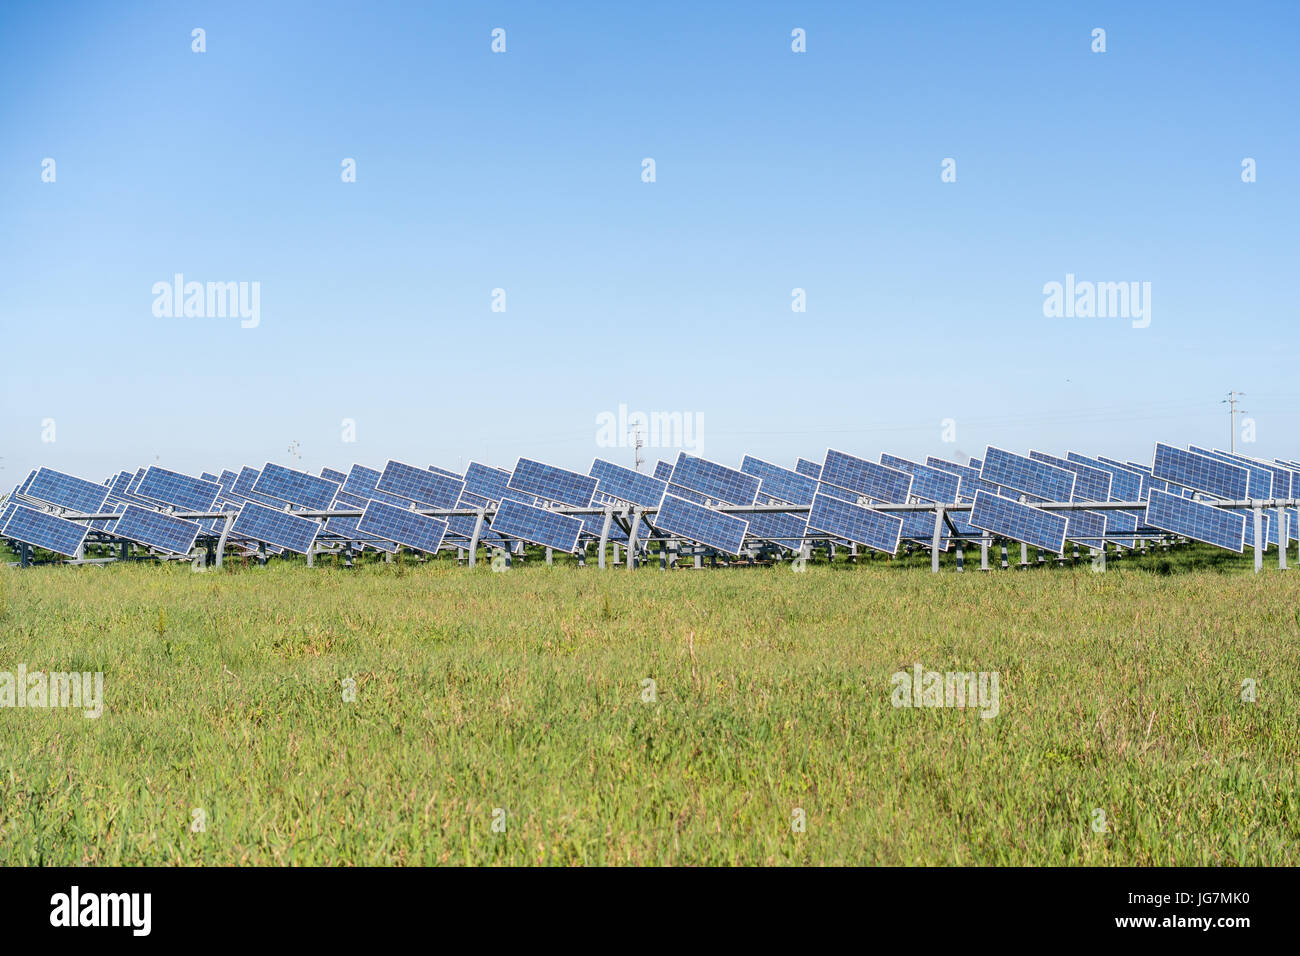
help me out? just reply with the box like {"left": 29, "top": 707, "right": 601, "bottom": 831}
{"left": 7, "top": 439, "right": 1298, "bottom": 569}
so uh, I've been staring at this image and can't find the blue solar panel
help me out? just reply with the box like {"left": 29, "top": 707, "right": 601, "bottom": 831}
{"left": 320, "top": 467, "right": 349, "bottom": 485}
{"left": 135, "top": 466, "right": 220, "bottom": 512}
{"left": 653, "top": 493, "right": 749, "bottom": 555}
{"left": 1028, "top": 451, "right": 1111, "bottom": 502}
{"left": 428, "top": 464, "right": 463, "bottom": 480}
{"left": 795, "top": 458, "right": 822, "bottom": 480}
{"left": 924, "top": 457, "right": 1000, "bottom": 499}
{"left": 1219, "top": 452, "right": 1291, "bottom": 499}
{"left": 341, "top": 464, "right": 412, "bottom": 508}
{"left": 806, "top": 493, "right": 902, "bottom": 554}
{"left": 980, "top": 447, "right": 1075, "bottom": 501}
{"left": 358, "top": 500, "right": 449, "bottom": 554}
{"left": 325, "top": 490, "right": 398, "bottom": 552}
{"left": 2, "top": 505, "right": 89, "bottom": 556}
{"left": 230, "top": 502, "right": 321, "bottom": 554}
{"left": 968, "top": 491, "right": 1067, "bottom": 554}
{"left": 880, "top": 454, "right": 960, "bottom": 503}
{"left": 1188, "top": 446, "right": 1272, "bottom": 498}
{"left": 507, "top": 458, "right": 597, "bottom": 507}
{"left": 376, "top": 460, "right": 465, "bottom": 509}
{"left": 653, "top": 460, "right": 674, "bottom": 482}
{"left": 1152, "top": 443, "right": 1247, "bottom": 500}
{"left": 112, "top": 504, "right": 201, "bottom": 554}
{"left": 25, "top": 467, "right": 110, "bottom": 514}
{"left": 17, "top": 470, "right": 36, "bottom": 495}
{"left": 589, "top": 458, "right": 666, "bottom": 508}
{"left": 740, "top": 456, "right": 818, "bottom": 505}
{"left": 669, "top": 453, "right": 760, "bottom": 506}
{"left": 1144, "top": 490, "right": 1244, "bottom": 552}
{"left": 201, "top": 472, "right": 219, "bottom": 482}
{"left": 899, "top": 507, "right": 950, "bottom": 551}
{"left": 490, "top": 499, "right": 583, "bottom": 552}
{"left": 464, "top": 462, "right": 534, "bottom": 506}
{"left": 1068, "top": 452, "right": 1143, "bottom": 502}
{"left": 1104, "top": 509, "right": 1140, "bottom": 548}
{"left": 821, "top": 450, "right": 912, "bottom": 503}
{"left": 745, "top": 501, "right": 808, "bottom": 546}
{"left": 1231, "top": 508, "right": 1277, "bottom": 548}
{"left": 1062, "top": 508, "right": 1107, "bottom": 547}
{"left": 253, "top": 463, "right": 341, "bottom": 511}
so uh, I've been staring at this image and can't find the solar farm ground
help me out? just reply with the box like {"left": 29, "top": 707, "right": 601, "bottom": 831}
{"left": 1, "top": 552, "right": 1296, "bottom": 865}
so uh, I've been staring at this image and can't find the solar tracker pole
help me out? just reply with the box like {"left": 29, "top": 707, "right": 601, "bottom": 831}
{"left": 1278, "top": 508, "right": 1289, "bottom": 570}
{"left": 305, "top": 545, "right": 314, "bottom": 568}
{"left": 19, "top": 543, "right": 30, "bottom": 568}
{"left": 597, "top": 509, "right": 612, "bottom": 569}
{"left": 214, "top": 514, "right": 235, "bottom": 569}
{"left": 626, "top": 508, "right": 642, "bottom": 569}
{"left": 930, "top": 506, "right": 944, "bottom": 573}
{"left": 979, "top": 536, "right": 988, "bottom": 570}
{"left": 467, "top": 510, "right": 485, "bottom": 568}
{"left": 1253, "top": 507, "right": 1264, "bottom": 572}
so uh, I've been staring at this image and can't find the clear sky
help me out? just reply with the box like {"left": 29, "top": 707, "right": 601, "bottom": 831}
{"left": 2, "top": 1, "right": 1297, "bottom": 485}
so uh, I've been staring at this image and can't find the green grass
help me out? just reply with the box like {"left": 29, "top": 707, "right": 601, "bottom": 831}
{"left": 0, "top": 556, "right": 1297, "bottom": 865}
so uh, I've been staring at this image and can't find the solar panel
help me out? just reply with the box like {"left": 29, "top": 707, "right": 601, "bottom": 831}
{"left": 1188, "top": 446, "right": 1272, "bottom": 499}
{"left": 968, "top": 491, "right": 1067, "bottom": 554}
{"left": 668, "top": 453, "right": 760, "bottom": 506}
{"left": 899, "top": 508, "right": 950, "bottom": 550}
{"left": 740, "top": 456, "right": 818, "bottom": 505}
{"left": 1098, "top": 455, "right": 1152, "bottom": 499}
{"left": 1222, "top": 452, "right": 1292, "bottom": 499}
{"left": 325, "top": 490, "right": 398, "bottom": 552}
{"left": 1068, "top": 452, "right": 1143, "bottom": 502}
{"left": 320, "top": 467, "right": 349, "bottom": 485}
{"left": 795, "top": 458, "right": 822, "bottom": 480}
{"left": 341, "top": 464, "right": 412, "bottom": 508}
{"left": 112, "top": 504, "right": 201, "bottom": 554}
{"left": 24, "top": 467, "right": 110, "bottom": 514}
{"left": 980, "top": 447, "right": 1075, "bottom": 502}
{"left": 428, "top": 464, "right": 463, "bottom": 481}
{"left": 924, "top": 457, "right": 1000, "bottom": 499}
{"left": 1152, "top": 443, "right": 1248, "bottom": 500}
{"left": 879, "top": 454, "right": 960, "bottom": 503}
{"left": 229, "top": 502, "right": 321, "bottom": 554}
{"left": 745, "top": 501, "right": 809, "bottom": 546}
{"left": 358, "top": 500, "right": 449, "bottom": 554}
{"left": 137, "top": 466, "right": 221, "bottom": 512}
{"left": 1144, "top": 490, "right": 1244, "bottom": 552}
{"left": 17, "top": 470, "right": 36, "bottom": 495}
{"left": 376, "top": 460, "right": 465, "bottom": 509}
{"left": 652, "top": 493, "right": 749, "bottom": 555}
{"left": 506, "top": 458, "right": 597, "bottom": 507}
{"left": 806, "top": 493, "right": 902, "bottom": 554}
{"left": 490, "top": 499, "right": 583, "bottom": 552}
{"left": 252, "top": 463, "right": 341, "bottom": 511}
{"left": 1061, "top": 508, "right": 1107, "bottom": 547}
{"left": 589, "top": 458, "right": 667, "bottom": 508}
{"left": 1103, "top": 508, "right": 1140, "bottom": 549}
{"left": 463, "top": 462, "right": 534, "bottom": 506}
{"left": 653, "top": 461, "right": 674, "bottom": 482}
{"left": 821, "top": 450, "right": 912, "bottom": 503}
{"left": 1, "top": 505, "right": 89, "bottom": 556}
{"left": 1028, "top": 451, "right": 1111, "bottom": 502}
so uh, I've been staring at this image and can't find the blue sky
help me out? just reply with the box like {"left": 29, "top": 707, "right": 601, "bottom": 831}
{"left": 2, "top": 0, "right": 1297, "bottom": 484}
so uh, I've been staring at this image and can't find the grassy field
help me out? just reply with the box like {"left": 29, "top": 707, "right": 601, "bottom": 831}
{"left": 1, "top": 553, "right": 1297, "bottom": 865}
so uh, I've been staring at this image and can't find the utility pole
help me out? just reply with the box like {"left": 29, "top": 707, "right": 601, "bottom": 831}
{"left": 631, "top": 424, "right": 645, "bottom": 472}
{"left": 288, "top": 440, "right": 301, "bottom": 468}
{"left": 1221, "top": 392, "right": 1246, "bottom": 452}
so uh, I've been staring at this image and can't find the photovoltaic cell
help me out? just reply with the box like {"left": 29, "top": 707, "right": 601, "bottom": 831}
{"left": 653, "top": 461, "right": 674, "bottom": 482}
{"left": 342, "top": 464, "right": 412, "bottom": 508}
{"left": 112, "top": 504, "right": 201, "bottom": 554}
{"left": 229, "top": 502, "right": 321, "bottom": 554}
{"left": 137, "top": 466, "right": 220, "bottom": 512}
{"left": 25, "top": 467, "right": 110, "bottom": 514}
{"left": 1143, "top": 490, "right": 1244, "bottom": 552}
{"left": 795, "top": 458, "right": 822, "bottom": 480}
{"left": 374, "top": 459, "right": 465, "bottom": 509}
{"left": 2, "top": 505, "right": 89, "bottom": 556}
{"left": 358, "top": 500, "right": 449, "bottom": 554}
{"left": 1220, "top": 452, "right": 1291, "bottom": 499}
{"left": 821, "top": 450, "right": 912, "bottom": 503}
{"left": 980, "top": 447, "right": 1075, "bottom": 502}
{"left": 806, "top": 493, "right": 902, "bottom": 554}
{"left": 1069, "top": 452, "right": 1143, "bottom": 502}
{"left": 1028, "top": 451, "right": 1112, "bottom": 502}
{"left": 589, "top": 458, "right": 666, "bottom": 508}
{"left": 464, "top": 462, "right": 534, "bottom": 506}
{"left": 490, "top": 499, "right": 582, "bottom": 552}
{"left": 745, "top": 501, "right": 808, "bottom": 546}
{"left": 320, "top": 467, "right": 349, "bottom": 485}
{"left": 1152, "top": 443, "right": 1247, "bottom": 500}
{"left": 1099, "top": 455, "right": 1152, "bottom": 499}
{"left": 253, "top": 463, "right": 341, "bottom": 511}
{"left": 968, "top": 491, "right": 1067, "bottom": 554}
{"left": 1188, "top": 446, "right": 1272, "bottom": 499}
{"left": 652, "top": 493, "right": 749, "bottom": 555}
{"left": 507, "top": 458, "right": 597, "bottom": 507}
{"left": 1062, "top": 508, "right": 1107, "bottom": 547}
{"left": 925, "top": 457, "right": 1000, "bottom": 499}
{"left": 880, "top": 454, "right": 960, "bottom": 503}
{"left": 325, "top": 490, "right": 398, "bottom": 552}
{"left": 669, "top": 453, "right": 760, "bottom": 506}
{"left": 740, "top": 455, "right": 818, "bottom": 505}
